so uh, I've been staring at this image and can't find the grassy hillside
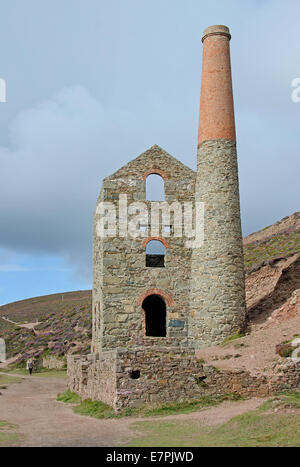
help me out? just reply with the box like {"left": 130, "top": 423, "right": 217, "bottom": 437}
{"left": 0, "top": 304, "right": 91, "bottom": 364}
{"left": 243, "top": 212, "right": 300, "bottom": 273}
{"left": 0, "top": 290, "right": 91, "bottom": 331}
{"left": 0, "top": 291, "right": 92, "bottom": 364}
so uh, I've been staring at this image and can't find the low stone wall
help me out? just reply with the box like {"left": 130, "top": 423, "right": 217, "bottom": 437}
{"left": 68, "top": 347, "right": 204, "bottom": 411}
{"left": 201, "top": 366, "right": 271, "bottom": 398}
{"left": 114, "top": 347, "right": 204, "bottom": 410}
{"left": 68, "top": 351, "right": 117, "bottom": 408}
{"left": 272, "top": 360, "right": 300, "bottom": 392}
{"left": 67, "top": 347, "right": 299, "bottom": 412}
{"left": 42, "top": 355, "right": 66, "bottom": 370}
{"left": 200, "top": 360, "right": 299, "bottom": 398}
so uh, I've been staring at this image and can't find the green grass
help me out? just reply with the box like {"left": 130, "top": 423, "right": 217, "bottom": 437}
{"left": 243, "top": 230, "right": 300, "bottom": 272}
{"left": 126, "top": 392, "right": 300, "bottom": 447}
{"left": 259, "top": 391, "right": 300, "bottom": 411}
{"left": 73, "top": 399, "right": 116, "bottom": 419}
{"left": 2, "top": 366, "right": 32, "bottom": 375}
{"left": 221, "top": 332, "right": 244, "bottom": 346}
{"left": 0, "top": 374, "right": 23, "bottom": 385}
{"left": 3, "top": 367, "right": 67, "bottom": 378}
{"left": 0, "top": 420, "right": 19, "bottom": 446}
{"left": 32, "top": 369, "right": 67, "bottom": 378}
{"left": 126, "top": 409, "right": 300, "bottom": 447}
{"left": 64, "top": 393, "right": 242, "bottom": 420}
{"left": 57, "top": 389, "right": 81, "bottom": 404}
{"left": 126, "top": 393, "right": 242, "bottom": 418}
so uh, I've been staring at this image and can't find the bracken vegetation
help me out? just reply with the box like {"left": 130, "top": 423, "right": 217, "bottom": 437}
{"left": 0, "top": 304, "right": 91, "bottom": 365}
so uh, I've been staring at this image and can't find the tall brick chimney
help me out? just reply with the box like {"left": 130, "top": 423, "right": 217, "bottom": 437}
{"left": 198, "top": 25, "right": 235, "bottom": 144}
{"left": 189, "top": 25, "right": 246, "bottom": 348}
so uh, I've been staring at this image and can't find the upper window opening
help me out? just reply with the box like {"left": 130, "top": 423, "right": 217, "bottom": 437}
{"left": 146, "top": 240, "right": 165, "bottom": 268}
{"left": 146, "top": 174, "right": 165, "bottom": 201}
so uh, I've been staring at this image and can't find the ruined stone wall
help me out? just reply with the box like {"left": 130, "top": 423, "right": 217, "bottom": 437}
{"left": 68, "top": 350, "right": 299, "bottom": 412}
{"left": 67, "top": 351, "right": 117, "bottom": 407}
{"left": 114, "top": 347, "right": 204, "bottom": 410}
{"left": 201, "top": 365, "right": 271, "bottom": 398}
{"left": 42, "top": 355, "right": 66, "bottom": 370}
{"left": 68, "top": 347, "right": 205, "bottom": 411}
{"left": 199, "top": 361, "right": 299, "bottom": 398}
{"left": 272, "top": 360, "right": 300, "bottom": 392}
{"left": 92, "top": 146, "right": 196, "bottom": 352}
{"left": 189, "top": 139, "right": 246, "bottom": 347}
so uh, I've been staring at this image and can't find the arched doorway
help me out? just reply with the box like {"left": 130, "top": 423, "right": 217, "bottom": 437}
{"left": 142, "top": 294, "right": 166, "bottom": 337}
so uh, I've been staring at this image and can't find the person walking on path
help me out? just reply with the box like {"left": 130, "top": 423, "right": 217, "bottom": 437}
{"left": 27, "top": 361, "right": 33, "bottom": 375}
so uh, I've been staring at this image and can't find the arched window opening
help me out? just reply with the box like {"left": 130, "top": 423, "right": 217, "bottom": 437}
{"left": 146, "top": 174, "right": 165, "bottom": 201}
{"left": 146, "top": 240, "right": 165, "bottom": 267}
{"left": 142, "top": 295, "right": 166, "bottom": 337}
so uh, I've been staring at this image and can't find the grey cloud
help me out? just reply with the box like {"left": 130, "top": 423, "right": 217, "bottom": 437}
{"left": 0, "top": 0, "right": 299, "bottom": 281}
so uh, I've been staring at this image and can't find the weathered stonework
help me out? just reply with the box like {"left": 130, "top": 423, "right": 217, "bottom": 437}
{"left": 272, "top": 360, "right": 300, "bottom": 392}
{"left": 189, "top": 139, "right": 246, "bottom": 347}
{"left": 92, "top": 145, "right": 196, "bottom": 352}
{"left": 68, "top": 347, "right": 205, "bottom": 411}
{"left": 42, "top": 355, "right": 66, "bottom": 370}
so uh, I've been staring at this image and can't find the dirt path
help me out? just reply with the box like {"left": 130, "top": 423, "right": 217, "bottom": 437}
{"left": 1, "top": 316, "right": 41, "bottom": 329}
{"left": 0, "top": 375, "right": 265, "bottom": 447}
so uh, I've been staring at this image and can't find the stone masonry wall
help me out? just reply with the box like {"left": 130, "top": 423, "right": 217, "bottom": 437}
{"left": 92, "top": 145, "right": 196, "bottom": 352}
{"left": 114, "top": 354, "right": 297, "bottom": 409}
{"left": 189, "top": 139, "right": 246, "bottom": 347}
{"left": 272, "top": 360, "right": 300, "bottom": 392}
{"left": 114, "top": 347, "right": 204, "bottom": 411}
{"left": 68, "top": 347, "right": 205, "bottom": 411}
{"left": 42, "top": 355, "right": 66, "bottom": 370}
{"left": 67, "top": 351, "right": 117, "bottom": 407}
{"left": 68, "top": 349, "right": 299, "bottom": 412}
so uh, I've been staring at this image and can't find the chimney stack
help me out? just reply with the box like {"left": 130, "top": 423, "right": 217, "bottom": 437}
{"left": 189, "top": 25, "right": 246, "bottom": 348}
{"left": 198, "top": 25, "right": 235, "bottom": 145}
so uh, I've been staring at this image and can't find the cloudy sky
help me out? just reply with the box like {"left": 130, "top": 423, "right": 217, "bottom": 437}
{"left": 0, "top": 0, "right": 299, "bottom": 305}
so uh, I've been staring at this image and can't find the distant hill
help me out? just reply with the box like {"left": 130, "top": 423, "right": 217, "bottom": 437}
{"left": 243, "top": 211, "right": 300, "bottom": 273}
{"left": 0, "top": 290, "right": 92, "bottom": 365}
{"left": 0, "top": 290, "right": 91, "bottom": 331}
{"left": 0, "top": 293, "right": 92, "bottom": 365}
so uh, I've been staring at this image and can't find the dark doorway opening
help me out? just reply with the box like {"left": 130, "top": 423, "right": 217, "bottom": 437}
{"left": 142, "top": 294, "right": 166, "bottom": 337}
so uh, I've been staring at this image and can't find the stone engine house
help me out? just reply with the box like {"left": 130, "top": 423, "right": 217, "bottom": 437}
{"left": 92, "top": 145, "right": 196, "bottom": 352}
{"left": 68, "top": 25, "right": 247, "bottom": 411}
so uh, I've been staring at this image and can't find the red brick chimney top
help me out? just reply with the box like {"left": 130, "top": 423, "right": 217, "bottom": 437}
{"left": 198, "top": 25, "right": 236, "bottom": 145}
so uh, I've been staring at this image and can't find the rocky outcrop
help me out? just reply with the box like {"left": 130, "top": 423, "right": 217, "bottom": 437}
{"left": 246, "top": 255, "right": 300, "bottom": 323}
